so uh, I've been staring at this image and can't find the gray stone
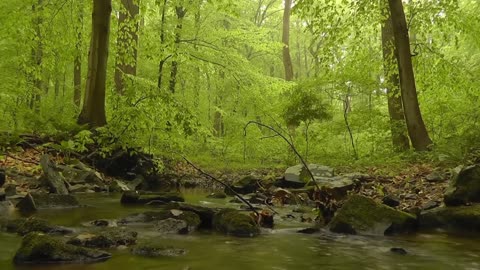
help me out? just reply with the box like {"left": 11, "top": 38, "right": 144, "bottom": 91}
{"left": 16, "top": 193, "right": 80, "bottom": 213}
{"left": 444, "top": 164, "right": 480, "bottom": 206}
{"left": 4, "top": 184, "right": 16, "bottom": 196}
{"left": 382, "top": 195, "right": 400, "bottom": 208}
{"left": 40, "top": 155, "right": 69, "bottom": 194}
{"left": 426, "top": 171, "right": 444, "bottom": 182}
{"left": 212, "top": 208, "right": 260, "bottom": 237}
{"left": 284, "top": 164, "right": 334, "bottom": 187}
{"left": 155, "top": 218, "right": 190, "bottom": 234}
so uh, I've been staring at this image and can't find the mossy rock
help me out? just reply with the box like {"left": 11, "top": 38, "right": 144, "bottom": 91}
{"left": 165, "top": 202, "right": 218, "bottom": 229}
{"left": 16, "top": 193, "right": 80, "bottom": 213}
{"left": 67, "top": 229, "right": 137, "bottom": 248}
{"left": 419, "top": 205, "right": 480, "bottom": 232}
{"left": 131, "top": 243, "right": 187, "bottom": 257}
{"left": 13, "top": 233, "right": 111, "bottom": 264}
{"left": 10, "top": 218, "right": 73, "bottom": 236}
{"left": 444, "top": 165, "right": 480, "bottom": 206}
{"left": 329, "top": 195, "right": 417, "bottom": 235}
{"left": 118, "top": 209, "right": 200, "bottom": 230}
{"left": 212, "top": 209, "right": 260, "bottom": 237}
{"left": 225, "top": 176, "right": 261, "bottom": 195}
{"left": 120, "top": 191, "right": 184, "bottom": 205}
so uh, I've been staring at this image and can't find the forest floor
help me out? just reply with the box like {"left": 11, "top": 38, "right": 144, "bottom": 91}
{"left": 1, "top": 147, "right": 451, "bottom": 213}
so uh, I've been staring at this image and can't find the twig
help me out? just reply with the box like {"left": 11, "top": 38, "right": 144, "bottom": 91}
{"left": 244, "top": 121, "right": 321, "bottom": 191}
{"left": 5, "top": 153, "right": 40, "bottom": 165}
{"left": 182, "top": 157, "right": 259, "bottom": 215}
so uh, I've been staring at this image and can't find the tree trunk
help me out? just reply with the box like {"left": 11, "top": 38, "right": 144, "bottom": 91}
{"left": 169, "top": 5, "right": 187, "bottom": 93}
{"left": 282, "top": 0, "right": 294, "bottom": 81}
{"left": 381, "top": 3, "right": 410, "bottom": 152}
{"left": 77, "top": 0, "right": 112, "bottom": 128}
{"left": 31, "top": 0, "right": 43, "bottom": 112}
{"left": 114, "top": 0, "right": 140, "bottom": 95}
{"left": 388, "top": 0, "right": 432, "bottom": 151}
{"left": 74, "top": 2, "right": 83, "bottom": 107}
{"left": 157, "top": 0, "right": 168, "bottom": 89}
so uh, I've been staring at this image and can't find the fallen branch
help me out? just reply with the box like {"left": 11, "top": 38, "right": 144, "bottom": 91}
{"left": 182, "top": 157, "right": 259, "bottom": 216}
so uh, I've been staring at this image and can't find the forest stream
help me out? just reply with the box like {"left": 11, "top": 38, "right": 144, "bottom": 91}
{"left": 1, "top": 191, "right": 480, "bottom": 270}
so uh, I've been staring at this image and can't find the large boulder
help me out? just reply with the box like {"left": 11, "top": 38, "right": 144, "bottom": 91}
{"left": 120, "top": 191, "right": 184, "bottom": 205}
{"left": 329, "top": 195, "right": 416, "bottom": 235}
{"left": 16, "top": 193, "right": 80, "bottom": 213}
{"left": 225, "top": 176, "right": 261, "bottom": 195}
{"left": 40, "top": 154, "right": 69, "bottom": 194}
{"left": 13, "top": 233, "right": 111, "bottom": 264}
{"left": 67, "top": 229, "right": 137, "bottom": 248}
{"left": 212, "top": 209, "right": 260, "bottom": 237}
{"left": 419, "top": 205, "right": 480, "bottom": 232}
{"left": 131, "top": 243, "right": 187, "bottom": 257}
{"left": 444, "top": 165, "right": 480, "bottom": 206}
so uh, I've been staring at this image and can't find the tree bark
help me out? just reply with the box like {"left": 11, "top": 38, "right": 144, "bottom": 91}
{"left": 282, "top": 0, "right": 294, "bottom": 81}
{"left": 381, "top": 3, "right": 410, "bottom": 152}
{"left": 31, "top": 0, "right": 43, "bottom": 112}
{"left": 77, "top": 0, "right": 112, "bottom": 128}
{"left": 169, "top": 5, "right": 187, "bottom": 94}
{"left": 114, "top": 0, "right": 140, "bottom": 95}
{"left": 388, "top": 0, "right": 432, "bottom": 151}
{"left": 157, "top": 0, "right": 168, "bottom": 89}
{"left": 73, "top": 2, "right": 84, "bottom": 107}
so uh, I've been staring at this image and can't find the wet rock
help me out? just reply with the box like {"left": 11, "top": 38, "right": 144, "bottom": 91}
{"left": 60, "top": 162, "right": 104, "bottom": 186}
{"left": 419, "top": 205, "right": 480, "bottom": 232}
{"left": 13, "top": 233, "right": 111, "bottom": 264}
{"left": 120, "top": 191, "right": 184, "bottom": 205}
{"left": 119, "top": 209, "right": 200, "bottom": 232}
{"left": 382, "top": 195, "right": 400, "bottom": 208}
{"left": 40, "top": 154, "right": 69, "bottom": 194}
{"left": 16, "top": 193, "right": 80, "bottom": 213}
{"left": 69, "top": 184, "right": 93, "bottom": 193}
{"left": 281, "top": 164, "right": 334, "bottom": 188}
{"left": 422, "top": 201, "right": 440, "bottom": 211}
{"left": 8, "top": 218, "right": 73, "bottom": 236}
{"left": 68, "top": 229, "right": 137, "bottom": 248}
{"left": 225, "top": 176, "right": 261, "bottom": 195}
{"left": 0, "top": 190, "right": 5, "bottom": 201}
{"left": 108, "top": 180, "right": 131, "bottom": 192}
{"left": 89, "top": 220, "right": 112, "bottom": 227}
{"left": 444, "top": 165, "right": 480, "bottom": 206}
{"left": 207, "top": 192, "right": 227, "bottom": 199}
{"left": 165, "top": 203, "right": 218, "bottom": 229}
{"left": 390, "top": 247, "right": 407, "bottom": 255}
{"left": 426, "top": 171, "right": 444, "bottom": 182}
{"left": 155, "top": 218, "right": 190, "bottom": 234}
{"left": 212, "top": 209, "right": 260, "bottom": 237}
{"left": 131, "top": 244, "right": 187, "bottom": 257}
{"left": 329, "top": 195, "right": 416, "bottom": 235}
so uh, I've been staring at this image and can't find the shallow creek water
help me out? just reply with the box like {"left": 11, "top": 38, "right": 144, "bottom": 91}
{"left": 1, "top": 191, "right": 480, "bottom": 270}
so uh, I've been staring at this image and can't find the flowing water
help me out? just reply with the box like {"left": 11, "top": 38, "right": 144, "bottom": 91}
{"left": 1, "top": 192, "right": 480, "bottom": 270}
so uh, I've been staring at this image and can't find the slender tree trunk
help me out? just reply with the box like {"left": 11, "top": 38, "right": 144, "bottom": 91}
{"left": 282, "top": 0, "right": 294, "bottom": 81}
{"left": 381, "top": 4, "right": 410, "bottom": 152}
{"left": 77, "top": 0, "right": 112, "bottom": 127}
{"left": 114, "top": 0, "right": 140, "bottom": 95}
{"left": 74, "top": 1, "right": 84, "bottom": 107}
{"left": 388, "top": 0, "right": 433, "bottom": 151}
{"left": 169, "top": 5, "right": 187, "bottom": 94}
{"left": 31, "top": 0, "right": 43, "bottom": 112}
{"left": 157, "top": 0, "right": 168, "bottom": 89}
